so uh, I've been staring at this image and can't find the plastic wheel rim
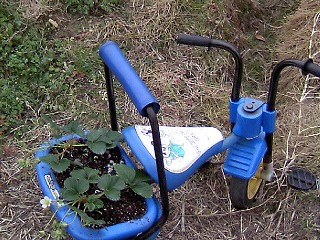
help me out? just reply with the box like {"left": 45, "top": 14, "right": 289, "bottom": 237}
{"left": 247, "top": 163, "right": 263, "bottom": 199}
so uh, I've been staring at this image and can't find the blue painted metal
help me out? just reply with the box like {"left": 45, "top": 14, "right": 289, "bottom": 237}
{"left": 99, "top": 41, "right": 160, "bottom": 117}
{"left": 230, "top": 97, "right": 276, "bottom": 139}
{"left": 232, "top": 98, "right": 264, "bottom": 138}
{"left": 224, "top": 97, "right": 276, "bottom": 179}
{"left": 229, "top": 98, "right": 244, "bottom": 124}
{"left": 262, "top": 104, "right": 277, "bottom": 133}
{"left": 223, "top": 132, "right": 267, "bottom": 179}
{"left": 220, "top": 133, "right": 241, "bottom": 152}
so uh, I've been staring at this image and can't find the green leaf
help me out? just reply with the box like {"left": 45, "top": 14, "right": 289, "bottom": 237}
{"left": 39, "top": 154, "right": 59, "bottom": 164}
{"left": 104, "top": 189, "right": 121, "bottom": 201}
{"left": 70, "top": 121, "right": 85, "bottom": 137}
{"left": 70, "top": 169, "right": 86, "bottom": 179}
{"left": 60, "top": 188, "right": 81, "bottom": 201}
{"left": 63, "top": 177, "right": 89, "bottom": 195}
{"left": 86, "top": 129, "right": 122, "bottom": 149}
{"left": 134, "top": 169, "right": 151, "bottom": 182}
{"left": 87, "top": 141, "right": 106, "bottom": 154}
{"left": 86, "top": 130, "right": 101, "bottom": 142}
{"left": 70, "top": 160, "right": 83, "bottom": 167}
{"left": 84, "top": 202, "right": 98, "bottom": 212}
{"left": 69, "top": 206, "right": 105, "bottom": 226}
{"left": 50, "top": 158, "right": 71, "bottom": 173}
{"left": 61, "top": 120, "right": 85, "bottom": 137}
{"left": 85, "top": 168, "right": 100, "bottom": 183}
{"left": 84, "top": 195, "right": 104, "bottom": 211}
{"left": 40, "top": 154, "right": 71, "bottom": 173}
{"left": 114, "top": 164, "right": 136, "bottom": 184}
{"left": 106, "top": 142, "right": 117, "bottom": 149}
{"left": 96, "top": 135, "right": 113, "bottom": 144}
{"left": 97, "top": 131, "right": 123, "bottom": 144}
{"left": 113, "top": 164, "right": 153, "bottom": 198}
{"left": 105, "top": 142, "right": 117, "bottom": 149}
{"left": 98, "top": 175, "right": 125, "bottom": 190}
{"left": 107, "top": 131, "right": 124, "bottom": 142}
{"left": 131, "top": 182, "right": 153, "bottom": 198}
{"left": 70, "top": 167, "right": 99, "bottom": 183}
{"left": 97, "top": 128, "right": 110, "bottom": 136}
{"left": 97, "top": 175, "right": 125, "bottom": 201}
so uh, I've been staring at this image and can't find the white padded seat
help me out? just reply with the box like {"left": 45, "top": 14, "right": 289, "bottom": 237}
{"left": 122, "top": 125, "right": 224, "bottom": 190}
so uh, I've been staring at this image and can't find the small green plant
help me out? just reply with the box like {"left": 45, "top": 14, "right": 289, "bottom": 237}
{"left": 38, "top": 120, "right": 153, "bottom": 227}
{"left": 0, "top": 3, "right": 74, "bottom": 134}
{"left": 62, "top": 0, "right": 94, "bottom": 14}
{"left": 114, "top": 164, "right": 153, "bottom": 198}
{"left": 40, "top": 163, "right": 153, "bottom": 226}
{"left": 51, "top": 220, "right": 68, "bottom": 240}
{"left": 61, "top": 0, "right": 122, "bottom": 14}
{"left": 55, "top": 163, "right": 152, "bottom": 226}
{"left": 41, "top": 118, "right": 124, "bottom": 154}
{"left": 85, "top": 128, "right": 123, "bottom": 154}
{"left": 40, "top": 154, "right": 73, "bottom": 173}
{"left": 39, "top": 219, "right": 68, "bottom": 240}
{"left": 18, "top": 158, "right": 33, "bottom": 168}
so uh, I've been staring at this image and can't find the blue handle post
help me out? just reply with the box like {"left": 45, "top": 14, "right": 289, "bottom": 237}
{"left": 99, "top": 41, "right": 160, "bottom": 117}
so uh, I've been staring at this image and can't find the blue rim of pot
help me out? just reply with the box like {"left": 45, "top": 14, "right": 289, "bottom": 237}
{"left": 35, "top": 134, "right": 161, "bottom": 240}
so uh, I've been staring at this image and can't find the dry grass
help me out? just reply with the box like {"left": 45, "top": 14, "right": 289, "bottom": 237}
{"left": 1, "top": 0, "right": 319, "bottom": 239}
{"left": 19, "top": 0, "right": 58, "bottom": 20}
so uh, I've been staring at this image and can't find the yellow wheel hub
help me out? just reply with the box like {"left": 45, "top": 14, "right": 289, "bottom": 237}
{"left": 247, "top": 163, "right": 264, "bottom": 199}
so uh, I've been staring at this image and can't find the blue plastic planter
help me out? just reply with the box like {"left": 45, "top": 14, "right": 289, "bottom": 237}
{"left": 35, "top": 135, "right": 161, "bottom": 240}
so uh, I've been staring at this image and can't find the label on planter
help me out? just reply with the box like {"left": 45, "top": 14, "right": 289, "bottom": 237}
{"left": 45, "top": 174, "right": 60, "bottom": 199}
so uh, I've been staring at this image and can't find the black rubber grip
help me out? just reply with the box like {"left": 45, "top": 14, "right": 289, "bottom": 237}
{"left": 176, "top": 33, "right": 212, "bottom": 47}
{"left": 304, "top": 62, "right": 320, "bottom": 77}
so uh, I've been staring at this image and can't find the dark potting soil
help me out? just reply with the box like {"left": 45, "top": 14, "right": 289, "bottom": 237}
{"left": 51, "top": 139, "right": 147, "bottom": 228}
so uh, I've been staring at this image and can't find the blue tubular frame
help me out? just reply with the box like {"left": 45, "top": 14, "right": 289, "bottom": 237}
{"left": 99, "top": 41, "right": 160, "bottom": 117}
{"left": 229, "top": 98, "right": 277, "bottom": 138}
{"left": 177, "top": 34, "right": 276, "bottom": 178}
{"left": 99, "top": 41, "right": 169, "bottom": 239}
{"left": 176, "top": 34, "right": 271, "bottom": 179}
{"left": 223, "top": 97, "right": 276, "bottom": 179}
{"left": 99, "top": 39, "right": 320, "bottom": 231}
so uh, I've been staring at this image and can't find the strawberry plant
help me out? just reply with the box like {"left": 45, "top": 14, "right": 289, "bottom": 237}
{"left": 38, "top": 120, "right": 153, "bottom": 227}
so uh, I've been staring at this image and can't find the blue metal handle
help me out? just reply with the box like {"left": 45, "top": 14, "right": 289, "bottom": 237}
{"left": 99, "top": 41, "right": 160, "bottom": 117}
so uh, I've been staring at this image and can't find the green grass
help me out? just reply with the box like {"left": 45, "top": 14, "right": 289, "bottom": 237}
{"left": 0, "top": 3, "right": 76, "bottom": 135}
{"left": 61, "top": 0, "right": 123, "bottom": 14}
{"left": 0, "top": 2, "right": 110, "bottom": 137}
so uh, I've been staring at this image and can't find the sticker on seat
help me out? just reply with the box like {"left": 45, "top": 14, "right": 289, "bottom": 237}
{"left": 135, "top": 126, "right": 223, "bottom": 173}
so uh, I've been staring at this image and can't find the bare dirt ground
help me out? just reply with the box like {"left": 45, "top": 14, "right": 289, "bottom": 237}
{"left": 1, "top": 0, "right": 319, "bottom": 239}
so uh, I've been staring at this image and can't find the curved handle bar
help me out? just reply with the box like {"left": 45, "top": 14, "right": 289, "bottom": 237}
{"left": 176, "top": 33, "right": 213, "bottom": 47}
{"left": 176, "top": 34, "right": 243, "bottom": 102}
{"left": 99, "top": 41, "right": 160, "bottom": 117}
{"left": 303, "top": 59, "right": 320, "bottom": 77}
{"left": 267, "top": 58, "right": 320, "bottom": 111}
{"left": 264, "top": 58, "right": 320, "bottom": 164}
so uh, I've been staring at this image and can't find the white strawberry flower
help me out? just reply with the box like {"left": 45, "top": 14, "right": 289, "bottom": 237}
{"left": 40, "top": 196, "right": 52, "bottom": 209}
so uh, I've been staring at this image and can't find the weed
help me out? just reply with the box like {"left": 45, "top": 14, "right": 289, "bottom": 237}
{"left": 70, "top": 44, "right": 100, "bottom": 77}
{"left": 61, "top": 0, "right": 122, "bottom": 14}
{"left": 18, "top": 158, "right": 33, "bottom": 169}
{"left": 0, "top": 3, "right": 74, "bottom": 133}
